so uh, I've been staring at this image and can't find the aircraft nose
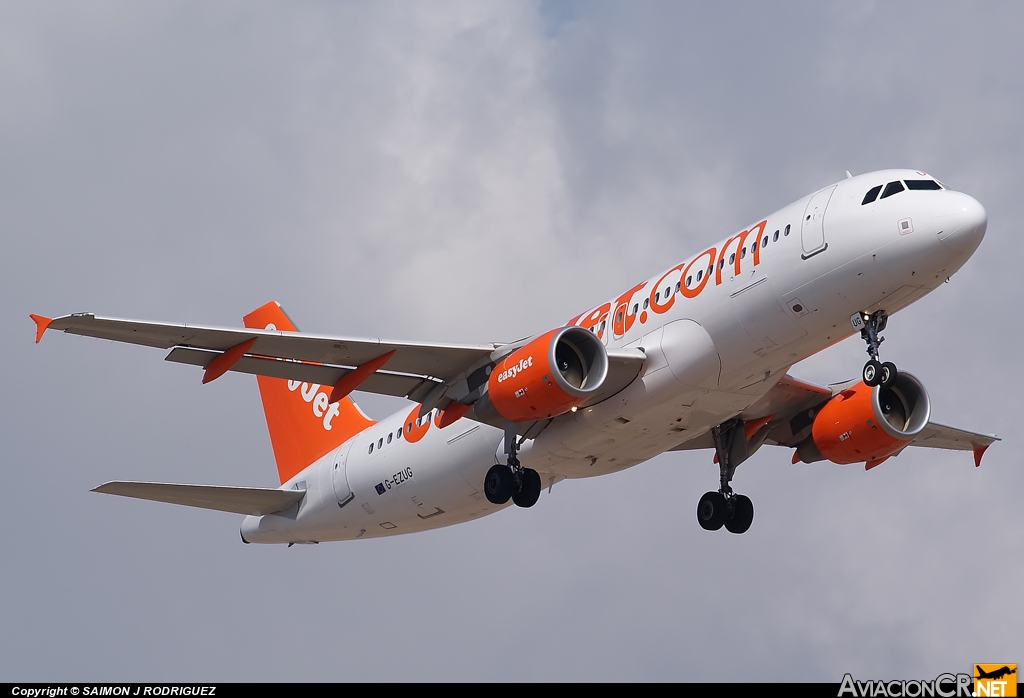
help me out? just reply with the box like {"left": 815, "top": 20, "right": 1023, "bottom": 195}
{"left": 937, "top": 192, "right": 987, "bottom": 259}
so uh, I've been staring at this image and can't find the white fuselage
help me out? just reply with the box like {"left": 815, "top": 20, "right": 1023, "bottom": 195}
{"left": 241, "top": 169, "right": 987, "bottom": 543}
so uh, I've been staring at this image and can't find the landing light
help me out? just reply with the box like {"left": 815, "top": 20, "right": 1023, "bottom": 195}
{"left": 571, "top": 406, "right": 578, "bottom": 412}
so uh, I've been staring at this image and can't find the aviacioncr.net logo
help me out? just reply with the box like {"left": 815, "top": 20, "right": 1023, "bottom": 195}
{"left": 974, "top": 665, "right": 1017, "bottom": 697}
{"left": 838, "top": 673, "right": 973, "bottom": 698}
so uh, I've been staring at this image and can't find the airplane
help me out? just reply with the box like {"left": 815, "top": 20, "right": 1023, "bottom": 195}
{"left": 975, "top": 666, "right": 1016, "bottom": 681}
{"left": 30, "top": 168, "right": 998, "bottom": 543}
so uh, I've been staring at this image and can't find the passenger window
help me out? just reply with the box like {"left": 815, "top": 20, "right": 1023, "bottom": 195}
{"left": 697, "top": 270, "right": 703, "bottom": 282}
{"left": 729, "top": 253, "right": 735, "bottom": 264}
{"left": 674, "top": 282, "right": 680, "bottom": 293}
{"left": 632, "top": 303, "right": 638, "bottom": 314}
{"left": 718, "top": 259, "right": 725, "bottom": 270}
{"left": 762, "top": 236, "right": 768, "bottom": 248}
{"left": 368, "top": 443, "right": 373, "bottom": 454}
{"left": 387, "top": 433, "right": 392, "bottom": 444}
{"left": 655, "top": 292, "right": 660, "bottom": 302}
{"left": 880, "top": 181, "right": 905, "bottom": 199}
{"left": 664, "top": 286, "right": 670, "bottom": 297}
{"left": 707, "top": 265, "right": 713, "bottom": 276}
{"left": 617, "top": 311, "right": 623, "bottom": 323}
{"left": 904, "top": 179, "right": 942, "bottom": 190}
{"left": 741, "top": 247, "right": 746, "bottom": 259}
{"left": 396, "top": 428, "right": 402, "bottom": 439}
{"left": 643, "top": 299, "right": 649, "bottom": 309}
{"left": 686, "top": 275, "right": 692, "bottom": 287}
{"left": 862, "top": 185, "right": 882, "bottom": 205}
{"left": 773, "top": 230, "right": 779, "bottom": 242}
{"left": 750, "top": 242, "right": 756, "bottom": 254}
{"left": 785, "top": 224, "right": 790, "bottom": 236}
{"left": 599, "top": 320, "right": 606, "bottom": 332}
{"left": 378, "top": 438, "right": 383, "bottom": 449}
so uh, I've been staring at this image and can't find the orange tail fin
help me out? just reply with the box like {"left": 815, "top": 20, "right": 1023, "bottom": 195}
{"left": 243, "top": 301, "right": 374, "bottom": 484}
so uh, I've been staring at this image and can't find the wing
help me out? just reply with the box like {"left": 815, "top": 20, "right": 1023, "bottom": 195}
{"left": 40, "top": 312, "right": 497, "bottom": 403}
{"left": 669, "top": 374, "right": 835, "bottom": 452}
{"left": 671, "top": 374, "right": 999, "bottom": 466}
{"left": 908, "top": 422, "right": 999, "bottom": 466}
{"left": 33, "top": 311, "right": 646, "bottom": 426}
{"left": 93, "top": 481, "right": 305, "bottom": 516}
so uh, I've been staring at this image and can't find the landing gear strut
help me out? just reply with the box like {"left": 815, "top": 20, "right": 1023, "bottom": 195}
{"left": 484, "top": 428, "right": 541, "bottom": 508}
{"left": 696, "top": 418, "right": 754, "bottom": 534}
{"left": 854, "top": 310, "right": 898, "bottom": 388}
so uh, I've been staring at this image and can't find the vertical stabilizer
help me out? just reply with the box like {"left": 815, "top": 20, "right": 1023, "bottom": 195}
{"left": 243, "top": 301, "right": 375, "bottom": 484}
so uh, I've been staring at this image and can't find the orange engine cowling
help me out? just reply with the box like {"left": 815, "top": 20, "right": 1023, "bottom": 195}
{"left": 482, "top": 326, "right": 609, "bottom": 423}
{"left": 796, "top": 372, "right": 931, "bottom": 465}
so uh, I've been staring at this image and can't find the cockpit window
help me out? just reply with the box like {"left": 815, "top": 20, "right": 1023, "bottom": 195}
{"left": 862, "top": 185, "right": 882, "bottom": 205}
{"left": 880, "top": 181, "right": 905, "bottom": 199}
{"left": 904, "top": 179, "right": 942, "bottom": 190}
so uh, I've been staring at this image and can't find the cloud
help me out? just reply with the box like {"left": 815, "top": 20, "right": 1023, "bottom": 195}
{"left": 2, "top": 0, "right": 1021, "bottom": 681}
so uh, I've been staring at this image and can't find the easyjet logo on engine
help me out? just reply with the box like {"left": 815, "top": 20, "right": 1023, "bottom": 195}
{"left": 496, "top": 356, "right": 533, "bottom": 383}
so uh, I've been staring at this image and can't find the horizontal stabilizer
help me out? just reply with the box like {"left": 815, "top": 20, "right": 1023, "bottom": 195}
{"left": 92, "top": 481, "right": 305, "bottom": 516}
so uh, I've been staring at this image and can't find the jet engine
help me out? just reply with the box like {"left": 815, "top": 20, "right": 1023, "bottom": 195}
{"left": 477, "top": 326, "right": 609, "bottom": 423}
{"left": 795, "top": 372, "right": 931, "bottom": 465}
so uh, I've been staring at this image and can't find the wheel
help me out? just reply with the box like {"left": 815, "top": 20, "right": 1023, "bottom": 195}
{"left": 881, "top": 362, "right": 898, "bottom": 388}
{"left": 724, "top": 494, "right": 754, "bottom": 534}
{"left": 696, "top": 491, "right": 726, "bottom": 531}
{"left": 863, "top": 359, "right": 883, "bottom": 387}
{"left": 484, "top": 464, "right": 515, "bottom": 504}
{"left": 512, "top": 468, "right": 542, "bottom": 508}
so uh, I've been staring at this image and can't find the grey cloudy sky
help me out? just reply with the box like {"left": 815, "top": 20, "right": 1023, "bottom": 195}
{"left": 3, "top": 1, "right": 1021, "bottom": 682}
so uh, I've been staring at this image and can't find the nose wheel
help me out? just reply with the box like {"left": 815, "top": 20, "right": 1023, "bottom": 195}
{"left": 853, "top": 310, "right": 898, "bottom": 388}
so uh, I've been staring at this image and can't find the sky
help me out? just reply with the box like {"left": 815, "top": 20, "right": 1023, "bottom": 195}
{"left": 3, "top": 0, "right": 1022, "bottom": 682}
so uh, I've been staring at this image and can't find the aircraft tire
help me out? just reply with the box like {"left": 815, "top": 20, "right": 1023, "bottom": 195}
{"left": 484, "top": 464, "right": 515, "bottom": 505}
{"left": 724, "top": 494, "right": 754, "bottom": 534}
{"left": 696, "top": 491, "right": 726, "bottom": 531}
{"left": 512, "top": 468, "right": 542, "bottom": 508}
{"left": 881, "top": 362, "right": 898, "bottom": 388}
{"left": 863, "top": 360, "right": 883, "bottom": 387}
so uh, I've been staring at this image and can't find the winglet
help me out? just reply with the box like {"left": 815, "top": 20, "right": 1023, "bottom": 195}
{"left": 329, "top": 350, "right": 395, "bottom": 403}
{"left": 202, "top": 337, "right": 258, "bottom": 384}
{"left": 29, "top": 314, "right": 52, "bottom": 344}
{"left": 972, "top": 443, "right": 989, "bottom": 468}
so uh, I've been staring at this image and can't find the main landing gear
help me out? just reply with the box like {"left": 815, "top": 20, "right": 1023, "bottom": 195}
{"left": 484, "top": 431, "right": 541, "bottom": 508}
{"left": 855, "top": 310, "right": 898, "bottom": 388}
{"left": 696, "top": 418, "right": 754, "bottom": 534}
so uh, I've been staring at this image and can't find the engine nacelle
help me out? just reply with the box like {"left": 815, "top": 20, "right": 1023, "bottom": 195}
{"left": 481, "top": 326, "right": 609, "bottom": 423}
{"left": 797, "top": 372, "right": 931, "bottom": 465}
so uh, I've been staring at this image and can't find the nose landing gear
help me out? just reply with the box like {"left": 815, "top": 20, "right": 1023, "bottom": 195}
{"left": 696, "top": 418, "right": 754, "bottom": 534}
{"left": 484, "top": 429, "right": 542, "bottom": 508}
{"left": 853, "top": 310, "right": 898, "bottom": 388}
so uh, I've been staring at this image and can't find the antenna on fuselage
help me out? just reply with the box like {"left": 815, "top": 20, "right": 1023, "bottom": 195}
{"left": 846, "top": 170, "right": 853, "bottom": 179}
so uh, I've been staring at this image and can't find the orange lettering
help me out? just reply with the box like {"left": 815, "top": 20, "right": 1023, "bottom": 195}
{"left": 649, "top": 264, "right": 685, "bottom": 315}
{"left": 715, "top": 220, "right": 767, "bottom": 284}
{"left": 679, "top": 248, "right": 717, "bottom": 299}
